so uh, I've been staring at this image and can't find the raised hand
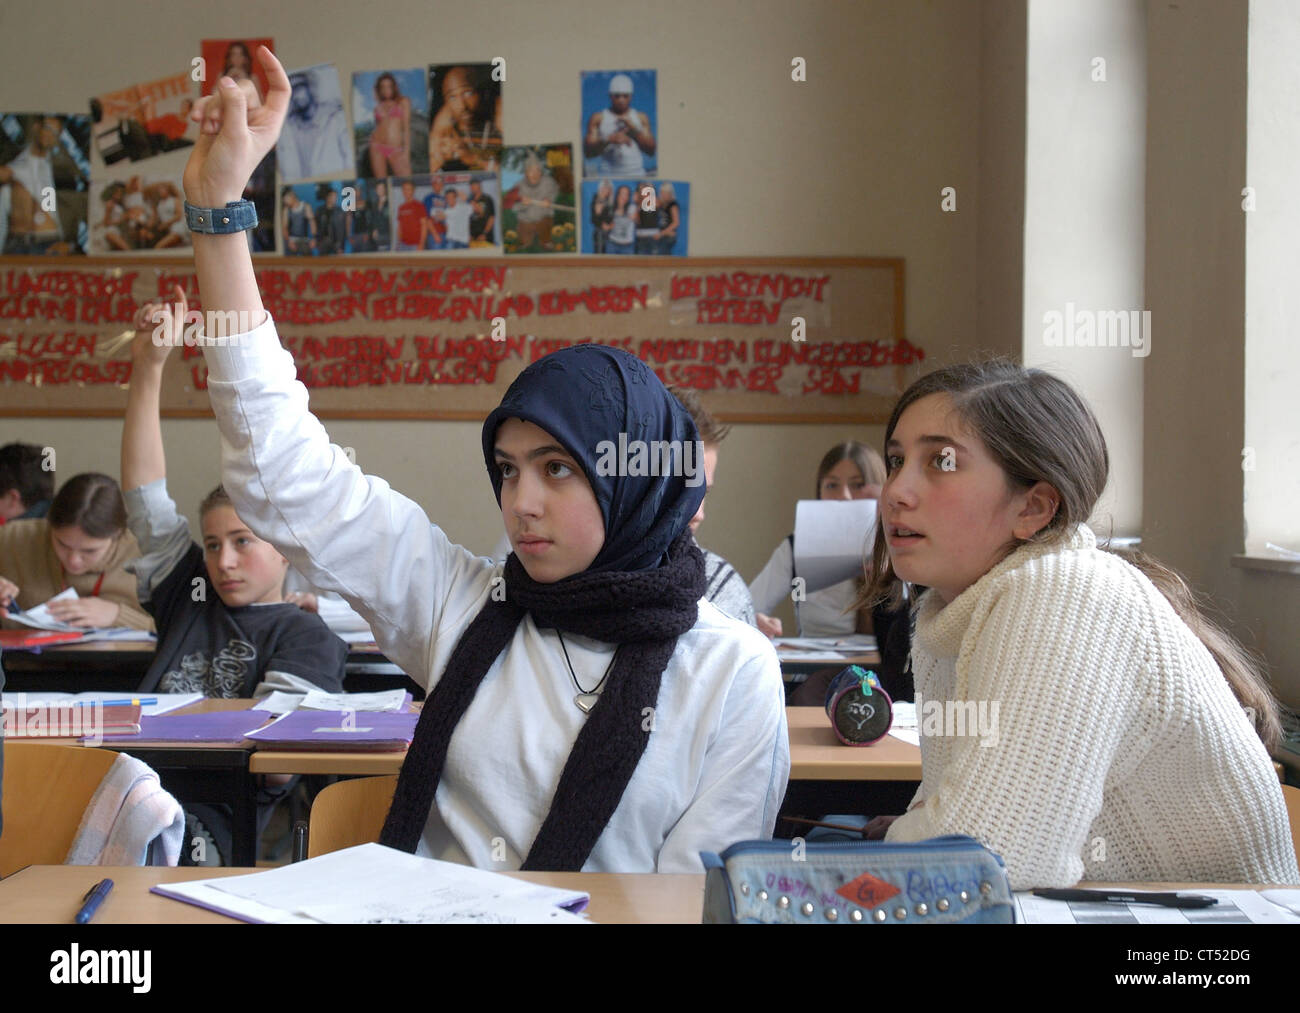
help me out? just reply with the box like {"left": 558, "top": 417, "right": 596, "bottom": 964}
{"left": 132, "top": 283, "right": 188, "bottom": 366}
{"left": 184, "top": 45, "right": 290, "bottom": 207}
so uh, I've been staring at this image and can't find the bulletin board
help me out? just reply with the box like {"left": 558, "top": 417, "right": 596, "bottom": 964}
{"left": 0, "top": 256, "right": 917, "bottom": 422}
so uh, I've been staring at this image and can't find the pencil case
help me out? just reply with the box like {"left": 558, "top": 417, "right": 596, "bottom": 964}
{"left": 700, "top": 836, "right": 1015, "bottom": 924}
{"left": 824, "top": 665, "right": 892, "bottom": 745}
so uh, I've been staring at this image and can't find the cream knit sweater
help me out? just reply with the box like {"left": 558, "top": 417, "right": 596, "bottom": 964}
{"left": 885, "top": 524, "right": 1298, "bottom": 889}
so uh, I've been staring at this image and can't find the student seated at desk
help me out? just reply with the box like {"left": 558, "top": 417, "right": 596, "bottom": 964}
{"left": 122, "top": 296, "right": 347, "bottom": 699}
{"left": 122, "top": 301, "right": 347, "bottom": 864}
{"left": 177, "top": 49, "right": 787, "bottom": 873}
{"left": 868, "top": 360, "right": 1298, "bottom": 889}
{"left": 666, "top": 384, "right": 755, "bottom": 626}
{"left": 0, "top": 472, "right": 153, "bottom": 631}
{"left": 749, "top": 440, "right": 885, "bottom": 639}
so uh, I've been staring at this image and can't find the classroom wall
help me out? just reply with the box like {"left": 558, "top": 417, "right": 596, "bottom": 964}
{"left": 1144, "top": 0, "right": 1300, "bottom": 707}
{"left": 1023, "top": 0, "right": 1146, "bottom": 539}
{"left": 1, "top": 0, "right": 1010, "bottom": 633}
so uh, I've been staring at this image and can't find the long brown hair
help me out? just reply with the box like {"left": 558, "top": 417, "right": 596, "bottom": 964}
{"left": 862, "top": 359, "right": 1282, "bottom": 749}
{"left": 816, "top": 441, "right": 886, "bottom": 499}
{"left": 47, "top": 473, "right": 127, "bottom": 539}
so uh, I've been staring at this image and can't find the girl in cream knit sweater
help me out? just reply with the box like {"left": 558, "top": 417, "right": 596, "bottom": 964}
{"left": 869, "top": 361, "right": 1297, "bottom": 890}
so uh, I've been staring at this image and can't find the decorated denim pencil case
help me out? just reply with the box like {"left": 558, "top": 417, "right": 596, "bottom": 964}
{"left": 701, "top": 835, "right": 1014, "bottom": 924}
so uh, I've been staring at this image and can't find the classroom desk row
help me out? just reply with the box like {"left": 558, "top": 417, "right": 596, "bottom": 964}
{"left": 1, "top": 638, "right": 881, "bottom": 698}
{"left": 3, "top": 867, "right": 1292, "bottom": 924}
{"left": 19, "top": 700, "right": 920, "bottom": 867}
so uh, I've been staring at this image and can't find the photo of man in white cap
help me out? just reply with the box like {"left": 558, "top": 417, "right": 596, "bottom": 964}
{"left": 584, "top": 71, "right": 656, "bottom": 176}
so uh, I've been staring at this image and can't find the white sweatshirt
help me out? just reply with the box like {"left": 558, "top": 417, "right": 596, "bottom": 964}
{"left": 886, "top": 524, "right": 1299, "bottom": 889}
{"left": 202, "top": 314, "right": 790, "bottom": 873}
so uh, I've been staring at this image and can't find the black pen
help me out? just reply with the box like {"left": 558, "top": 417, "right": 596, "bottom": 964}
{"left": 75, "top": 878, "right": 114, "bottom": 924}
{"left": 1033, "top": 888, "right": 1217, "bottom": 909}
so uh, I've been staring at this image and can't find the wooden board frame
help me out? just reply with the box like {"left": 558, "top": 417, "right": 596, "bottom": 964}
{"left": 0, "top": 255, "right": 911, "bottom": 423}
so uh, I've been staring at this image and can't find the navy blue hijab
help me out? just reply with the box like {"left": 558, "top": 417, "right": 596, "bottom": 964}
{"left": 382, "top": 344, "right": 709, "bottom": 869}
{"left": 481, "top": 343, "right": 705, "bottom": 573}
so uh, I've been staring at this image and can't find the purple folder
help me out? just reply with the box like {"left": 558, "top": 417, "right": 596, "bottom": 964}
{"left": 245, "top": 709, "right": 418, "bottom": 751}
{"left": 100, "top": 710, "right": 274, "bottom": 744}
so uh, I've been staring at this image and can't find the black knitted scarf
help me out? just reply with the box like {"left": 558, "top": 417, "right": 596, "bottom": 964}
{"left": 379, "top": 529, "right": 705, "bottom": 870}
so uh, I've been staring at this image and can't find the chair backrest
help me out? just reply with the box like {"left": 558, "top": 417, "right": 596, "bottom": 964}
{"left": 307, "top": 775, "right": 398, "bottom": 859}
{"left": 1281, "top": 784, "right": 1300, "bottom": 870}
{"left": 0, "top": 742, "right": 119, "bottom": 877}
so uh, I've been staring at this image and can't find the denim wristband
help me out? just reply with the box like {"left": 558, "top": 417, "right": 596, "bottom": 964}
{"left": 184, "top": 199, "right": 258, "bottom": 234}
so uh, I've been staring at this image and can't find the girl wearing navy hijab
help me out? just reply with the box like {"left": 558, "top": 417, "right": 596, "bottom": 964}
{"left": 183, "top": 49, "right": 787, "bottom": 872}
{"left": 202, "top": 338, "right": 790, "bottom": 872}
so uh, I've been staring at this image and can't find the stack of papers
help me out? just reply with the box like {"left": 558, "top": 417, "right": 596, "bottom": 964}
{"left": 1014, "top": 889, "right": 1300, "bottom": 924}
{"left": 153, "top": 843, "right": 590, "bottom": 924}
{"left": 245, "top": 709, "right": 417, "bottom": 751}
{"left": 774, "top": 635, "right": 877, "bottom": 663}
{"left": 255, "top": 689, "right": 410, "bottom": 716}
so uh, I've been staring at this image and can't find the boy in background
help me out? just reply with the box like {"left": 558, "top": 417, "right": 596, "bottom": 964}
{"left": 124, "top": 290, "right": 347, "bottom": 862}
{"left": 667, "top": 385, "right": 755, "bottom": 626}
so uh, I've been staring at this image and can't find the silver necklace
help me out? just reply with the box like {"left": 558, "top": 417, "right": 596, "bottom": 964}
{"left": 555, "top": 630, "right": 616, "bottom": 714}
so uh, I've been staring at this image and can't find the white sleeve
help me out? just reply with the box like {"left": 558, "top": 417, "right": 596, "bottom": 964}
{"left": 253, "top": 670, "right": 324, "bottom": 699}
{"left": 201, "top": 313, "right": 496, "bottom": 687}
{"left": 884, "top": 572, "right": 1139, "bottom": 890}
{"left": 655, "top": 650, "right": 790, "bottom": 873}
{"left": 747, "top": 538, "right": 794, "bottom": 615}
{"left": 122, "top": 478, "right": 194, "bottom": 603}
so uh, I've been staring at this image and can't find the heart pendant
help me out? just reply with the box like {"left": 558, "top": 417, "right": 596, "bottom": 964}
{"left": 575, "top": 693, "right": 600, "bottom": 714}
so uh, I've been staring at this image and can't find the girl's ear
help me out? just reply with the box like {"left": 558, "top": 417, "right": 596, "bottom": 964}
{"left": 1014, "top": 481, "right": 1061, "bottom": 541}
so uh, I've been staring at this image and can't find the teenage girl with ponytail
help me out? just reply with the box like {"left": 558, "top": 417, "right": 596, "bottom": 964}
{"left": 868, "top": 360, "right": 1297, "bottom": 888}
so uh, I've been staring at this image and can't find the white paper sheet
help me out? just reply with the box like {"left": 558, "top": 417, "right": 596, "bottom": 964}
{"left": 1013, "top": 889, "right": 1300, "bottom": 925}
{"left": 792, "top": 499, "right": 878, "bottom": 593}
{"left": 255, "top": 689, "right": 409, "bottom": 716}
{"left": 773, "top": 635, "right": 877, "bottom": 663}
{"left": 887, "top": 701, "right": 920, "bottom": 744}
{"left": 7, "top": 587, "right": 81, "bottom": 631}
{"left": 0, "top": 691, "right": 204, "bottom": 717}
{"left": 154, "top": 843, "right": 590, "bottom": 924}
{"left": 6, "top": 587, "right": 156, "bottom": 640}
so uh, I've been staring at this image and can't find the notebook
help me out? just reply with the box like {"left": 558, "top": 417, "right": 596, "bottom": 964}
{"left": 1, "top": 701, "right": 141, "bottom": 738}
{"left": 245, "top": 709, "right": 418, "bottom": 751}
{"left": 152, "top": 843, "right": 590, "bottom": 924}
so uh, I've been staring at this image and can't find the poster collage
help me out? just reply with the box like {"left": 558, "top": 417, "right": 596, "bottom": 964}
{"left": 0, "top": 41, "right": 689, "bottom": 259}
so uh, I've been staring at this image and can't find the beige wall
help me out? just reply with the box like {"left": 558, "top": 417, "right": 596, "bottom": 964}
{"left": 1, "top": 0, "right": 991, "bottom": 623}
{"left": 1145, "top": 0, "right": 1300, "bottom": 708}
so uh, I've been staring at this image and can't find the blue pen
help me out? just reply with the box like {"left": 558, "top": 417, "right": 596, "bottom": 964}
{"left": 77, "top": 697, "right": 157, "bottom": 708}
{"left": 75, "top": 878, "right": 114, "bottom": 924}
{"left": 5, "top": 600, "right": 17, "bottom": 614}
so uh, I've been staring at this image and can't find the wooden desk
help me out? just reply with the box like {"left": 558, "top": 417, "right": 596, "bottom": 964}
{"left": 0, "top": 865, "right": 705, "bottom": 925}
{"left": 3, "top": 867, "right": 1291, "bottom": 925}
{"left": 248, "top": 706, "right": 923, "bottom": 782}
